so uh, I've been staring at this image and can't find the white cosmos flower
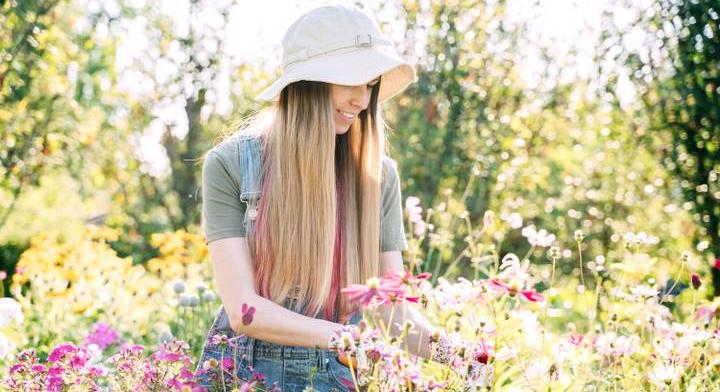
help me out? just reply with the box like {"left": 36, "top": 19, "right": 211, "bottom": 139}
{"left": 523, "top": 359, "right": 550, "bottom": 382}
{"left": 624, "top": 231, "right": 659, "bottom": 245}
{"left": 521, "top": 225, "right": 556, "bottom": 247}
{"left": 495, "top": 346, "right": 518, "bottom": 361}
{"left": 504, "top": 212, "right": 523, "bottom": 229}
{"left": 0, "top": 333, "right": 10, "bottom": 359}
{"left": 629, "top": 285, "right": 659, "bottom": 298}
{"left": 649, "top": 364, "right": 680, "bottom": 388}
{"left": 405, "top": 196, "right": 423, "bottom": 223}
{"left": 0, "top": 298, "right": 22, "bottom": 327}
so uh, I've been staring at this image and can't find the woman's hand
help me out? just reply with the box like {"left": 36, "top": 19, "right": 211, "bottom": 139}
{"left": 336, "top": 351, "right": 359, "bottom": 369}
{"left": 328, "top": 324, "right": 361, "bottom": 369}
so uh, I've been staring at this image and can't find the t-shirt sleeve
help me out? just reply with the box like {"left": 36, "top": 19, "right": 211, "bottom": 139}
{"left": 379, "top": 156, "right": 409, "bottom": 252}
{"left": 201, "top": 148, "right": 247, "bottom": 243}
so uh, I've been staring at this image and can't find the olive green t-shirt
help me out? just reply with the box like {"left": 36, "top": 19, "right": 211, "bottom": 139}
{"left": 201, "top": 137, "right": 408, "bottom": 252}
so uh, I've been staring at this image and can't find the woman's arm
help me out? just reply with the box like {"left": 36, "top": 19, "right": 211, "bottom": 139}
{"left": 375, "top": 250, "right": 436, "bottom": 360}
{"left": 209, "top": 236, "right": 342, "bottom": 349}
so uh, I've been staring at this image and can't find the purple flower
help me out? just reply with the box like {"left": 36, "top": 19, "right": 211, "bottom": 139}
{"left": 86, "top": 365, "right": 107, "bottom": 378}
{"left": 84, "top": 322, "right": 119, "bottom": 350}
{"left": 47, "top": 376, "right": 64, "bottom": 392}
{"left": 210, "top": 333, "right": 228, "bottom": 346}
{"left": 69, "top": 349, "right": 91, "bottom": 369}
{"left": 31, "top": 364, "right": 46, "bottom": 373}
{"left": 47, "top": 342, "right": 77, "bottom": 362}
{"left": 47, "top": 366, "right": 63, "bottom": 377}
{"left": 221, "top": 357, "right": 234, "bottom": 370}
{"left": 154, "top": 349, "right": 182, "bottom": 362}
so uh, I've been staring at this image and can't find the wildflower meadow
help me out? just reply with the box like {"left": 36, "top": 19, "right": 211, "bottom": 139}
{"left": 2, "top": 0, "right": 719, "bottom": 391}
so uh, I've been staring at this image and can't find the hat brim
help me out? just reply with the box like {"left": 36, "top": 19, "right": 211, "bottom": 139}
{"left": 255, "top": 48, "right": 417, "bottom": 103}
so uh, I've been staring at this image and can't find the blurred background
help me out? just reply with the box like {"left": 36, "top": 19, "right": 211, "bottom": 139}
{"left": 0, "top": 0, "right": 718, "bottom": 359}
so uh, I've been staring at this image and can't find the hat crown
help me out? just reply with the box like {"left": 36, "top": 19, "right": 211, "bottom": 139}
{"left": 255, "top": 4, "right": 417, "bottom": 102}
{"left": 281, "top": 5, "right": 383, "bottom": 67}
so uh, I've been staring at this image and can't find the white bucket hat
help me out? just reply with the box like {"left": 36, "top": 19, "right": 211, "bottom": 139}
{"left": 256, "top": 4, "right": 417, "bottom": 103}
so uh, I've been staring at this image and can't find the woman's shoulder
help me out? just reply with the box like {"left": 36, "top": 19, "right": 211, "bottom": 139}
{"left": 207, "top": 129, "right": 263, "bottom": 159}
{"left": 380, "top": 154, "right": 401, "bottom": 196}
{"left": 203, "top": 126, "right": 268, "bottom": 189}
{"left": 381, "top": 154, "right": 400, "bottom": 177}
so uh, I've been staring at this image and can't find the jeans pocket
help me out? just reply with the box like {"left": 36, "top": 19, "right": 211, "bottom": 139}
{"left": 250, "top": 357, "right": 284, "bottom": 390}
{"left": 193, "top": 348, "right": 224, "bottom": 388}
{"left": 326, "top": 354, "right": 357, "bottom": 391}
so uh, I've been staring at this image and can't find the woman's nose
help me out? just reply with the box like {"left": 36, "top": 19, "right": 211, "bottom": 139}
{"left": 349, "top": 85, "right": 370, "bottom": 110}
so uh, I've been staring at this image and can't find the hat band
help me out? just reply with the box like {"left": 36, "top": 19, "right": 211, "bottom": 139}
{"left": 282, "top": 34, "right": 393, "bottom": 69}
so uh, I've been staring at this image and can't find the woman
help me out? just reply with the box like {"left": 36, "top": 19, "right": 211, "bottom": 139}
{"left": 195, "top": 4, "right": 446, "bottom": 391}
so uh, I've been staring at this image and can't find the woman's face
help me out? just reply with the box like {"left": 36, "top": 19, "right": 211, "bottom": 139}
{"left": 330, "top": 77, "right": 380, "bottom": 134}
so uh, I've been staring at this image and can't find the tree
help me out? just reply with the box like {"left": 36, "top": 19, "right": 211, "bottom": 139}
{"left": 612, "top": 0, "right": 720, "bottom": 295}
{"left": 0, "top": 0, "right": 113, "bottom": 235}
{"left": 104, "top": 0, "right": 245, "bottom": 231}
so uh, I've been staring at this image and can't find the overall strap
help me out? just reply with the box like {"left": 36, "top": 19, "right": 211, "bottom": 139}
{"left": 237, "top": 135, "right": 264, "bottom": 225}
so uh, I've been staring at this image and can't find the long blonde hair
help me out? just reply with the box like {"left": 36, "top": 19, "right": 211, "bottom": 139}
{"left": 245, "top": 80, "right": 384, "bottom": 321}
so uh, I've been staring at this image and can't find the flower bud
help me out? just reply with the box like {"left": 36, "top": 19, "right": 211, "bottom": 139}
{"left": 188, "top": 295, "right": 200, "bottom": 307}
{"left": 403, "top": 320, "right": 414, "bottom": 332}
{"left": 681, "top": 251, "right": 691, "bottom": 263}
{"left": 691, "top": 273, "right": 702, "bottom": 290}
{"left": 202, "top": 290, "right": 216, "bottom": 302}
{"left": 574, "top": 230, "right": 585, "bottom": 242}
{"left": 172, "top": 281, "right": 186, "bottom": 294}
{"left": 483, "top": 210, "right": 495, "bottom": 227}
{"left": 367, "top": 348, "right": 382, "bottom": 363}
{"left": 179, "top": 293, "right": 192, "bottom": 307}
{"left": 160, "top": 331, "right": 173, "bottom": 343}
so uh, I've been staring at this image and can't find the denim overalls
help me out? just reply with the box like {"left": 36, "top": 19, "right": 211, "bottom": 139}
{"left": 194, "top": 134, "right": 358, "bottom": 391}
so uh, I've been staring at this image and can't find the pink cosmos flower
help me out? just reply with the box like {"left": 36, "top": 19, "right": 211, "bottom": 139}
{"left": 568, "top": 334, "right": 585, "bottom": 346}
{"left": 384, "top": 269, "right": 432, "bottom": 289}
{"left": 472, "top": 340, "right": 494, "bottom": 365}
{"left": 592, "top": 332, "right": 639, "bottom": 358}
{"left": 342, "top": 276, "right": 416, "bottom": 307}
{"left": 486, "top": 279, "right": 544, "bottom": 302}
{"left": 695, "top": 305, "right": 717, "bottom": 324}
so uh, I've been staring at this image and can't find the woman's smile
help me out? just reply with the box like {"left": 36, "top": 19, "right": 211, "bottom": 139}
{"left": 336, "top": 109, "right": 357, "bottom": 123}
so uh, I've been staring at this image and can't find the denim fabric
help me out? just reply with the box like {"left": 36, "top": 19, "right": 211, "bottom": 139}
{"left": 193, "top": 306, "right": 359, "bottom": 391}
{"left": 195, "top": 135, "right": 358, "bottom": 390}
{"left": 237, "top": 134, "right": 263, "bottom": 232}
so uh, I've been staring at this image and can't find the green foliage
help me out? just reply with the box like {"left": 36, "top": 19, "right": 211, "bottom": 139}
{"left": 606, "top": 0, "right": 720, "bottom": 293}
{"left": 385, "top": 1, "right": 695, "bottom": 284}
{"left": 0, "top": 0, "right": 113, "bottom": 236}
